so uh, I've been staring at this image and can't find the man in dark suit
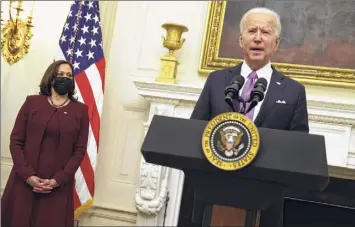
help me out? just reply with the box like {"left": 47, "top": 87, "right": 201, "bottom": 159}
{"left": 178, "top": 7, "right": 309, "bottom": 227}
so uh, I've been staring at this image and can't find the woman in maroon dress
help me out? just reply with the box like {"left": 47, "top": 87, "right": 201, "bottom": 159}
{"left": 1, "top": 60, "right": 89, "bottom": 227}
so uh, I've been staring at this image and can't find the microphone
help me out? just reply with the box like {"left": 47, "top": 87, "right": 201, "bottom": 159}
{"left": 245, "top": 78, "right": 268, "bottom": 114}
{"left": 224, "top": 75, "right": 245, "bottom": 112}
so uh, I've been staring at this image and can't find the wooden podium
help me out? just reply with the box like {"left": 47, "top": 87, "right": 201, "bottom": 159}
{"left": 211, "top": 205, "right": 259, "bottom": 226}
{"left": 141, "top": 115, "right": 329, "bottom": 226}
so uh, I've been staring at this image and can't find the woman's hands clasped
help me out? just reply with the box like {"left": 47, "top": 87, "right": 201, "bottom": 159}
{"left": 26, "top": 176, "right": 59, "bottom": 193}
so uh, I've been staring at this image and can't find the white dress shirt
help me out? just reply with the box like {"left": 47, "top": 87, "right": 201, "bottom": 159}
{"left": 239, "top": 61, "right": 273, "bottom": 122}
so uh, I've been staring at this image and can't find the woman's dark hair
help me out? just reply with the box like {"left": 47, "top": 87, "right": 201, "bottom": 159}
{"left": 39, "top": 60, "right": 78, "bottom": 101}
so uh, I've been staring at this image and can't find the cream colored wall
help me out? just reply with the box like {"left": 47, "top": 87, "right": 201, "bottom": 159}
{"left": 2, "top": 1, "right": 354, "bottom": 226}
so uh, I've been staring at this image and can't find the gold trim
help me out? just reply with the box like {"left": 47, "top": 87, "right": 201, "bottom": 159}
{"left": 74, "top": 198, "right": 93, "bottom": 218}
{"left": 1, "top": 18, "right": 33, "bottom": 65}
{"left": 1, "top": 1, "right": 34, "bottom": 65}
{"left": 202, "top": 112, "right": 260, "bottom": 171}
{"left": 198, "top": 1, "right": 355, "bottom": 89}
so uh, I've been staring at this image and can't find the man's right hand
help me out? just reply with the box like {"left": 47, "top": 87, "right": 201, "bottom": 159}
{"left": 26, "top": 176, "right": 52, "bottom": 193}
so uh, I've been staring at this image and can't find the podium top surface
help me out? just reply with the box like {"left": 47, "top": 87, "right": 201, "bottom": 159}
{"left": 141, "top": 115, "right": 329, "bottom": 192}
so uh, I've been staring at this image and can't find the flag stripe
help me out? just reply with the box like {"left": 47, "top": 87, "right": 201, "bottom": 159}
{"left": 75, "top": 71, "right": 100, "bottom": 146}
{"left": 74, "top": 82, "right": 97, "bottom": 197}
{"left": 74, "top": 168, "right": 92, "bottom": 203}
{"left": 86, "top": 126, "right": 98, "bottom": 169}
{"left": 74, "top": 86, "right": 96, "bottom": 197}
{"left": 96, "top": 58, "right": 106, "bottom": 93}
{"left": 76, "top": 88, "right": 98, "bottom": 170}
{"left": 73, "top": 181, "right": 81, "bottom": 209}
{"left": 79, "top": 153, "right": 95, "bottom": 196}
{"left": 85, "top": 64, "right": 104, "bottom": 118}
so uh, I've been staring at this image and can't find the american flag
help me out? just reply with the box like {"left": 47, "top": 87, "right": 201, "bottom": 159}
{"left": 54, "top": 0, "right": 105, "bottom": 217}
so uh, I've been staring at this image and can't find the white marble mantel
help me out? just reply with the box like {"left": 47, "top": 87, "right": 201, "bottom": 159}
{"left": 132, "top": 77, "right": 355, "bottom": 226}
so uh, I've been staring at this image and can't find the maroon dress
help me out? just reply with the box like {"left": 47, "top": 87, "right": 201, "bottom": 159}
{"left": 31, "top": 109, "right": 60, "bottom": 225}
{"left": 1, "top": 95, "right": 89, "bottom": 227}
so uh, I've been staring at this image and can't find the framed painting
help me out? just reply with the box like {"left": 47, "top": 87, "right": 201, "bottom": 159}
{"left": 198, "top": 1, "right": 355, "bottom": 89}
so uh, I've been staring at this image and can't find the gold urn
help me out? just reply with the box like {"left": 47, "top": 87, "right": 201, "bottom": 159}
{"left": 155, "top": 23, "right": 188, "bottom": 84}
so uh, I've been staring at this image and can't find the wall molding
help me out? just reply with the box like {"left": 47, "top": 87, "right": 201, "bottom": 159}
{"left": 132, "top": 79, "right": 355, "bottom": 109}
{"left": 308, "top": 100, "right": 355, "bottom": 112}
{"left": 132, "top": 78, "right": 355, "bottom": 127}
{"left": 132, "top": 78, "right": 202, "bottom": 101}
{"left": 75, "top": 204, "right": 137, "bottom": 226}
{"left": 309, "top": 114, "right": 355, "bottom": 126}
{"left": 1, "top": 156, "right": 13, "bottom": 166}
{"left": 86, "top": 204, "right": 137, "bottom": 223}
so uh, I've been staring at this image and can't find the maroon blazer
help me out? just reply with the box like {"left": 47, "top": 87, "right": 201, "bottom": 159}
{"left": 1, "top": 95, "right": 89, "bottom": 227}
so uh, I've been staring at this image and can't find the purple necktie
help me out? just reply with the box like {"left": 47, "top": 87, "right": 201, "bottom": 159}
{"left": 240, "top": 71, "right": 258, "bottom": 120}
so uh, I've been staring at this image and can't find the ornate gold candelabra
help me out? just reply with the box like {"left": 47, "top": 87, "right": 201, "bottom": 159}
{"left": 1, "top": 10, "right": 4, "bottom": 27}
{"left": 1, "top": 1, "right": 34, "bottom": 65}
{"left": 155, "top": 23, "right": 188, "bottom": 84}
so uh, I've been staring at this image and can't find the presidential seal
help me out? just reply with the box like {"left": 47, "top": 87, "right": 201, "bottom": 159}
{"left": 202, "top": 112, "right": 260, "bottom": 171}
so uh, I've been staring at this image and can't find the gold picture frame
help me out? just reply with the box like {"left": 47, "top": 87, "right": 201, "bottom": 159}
{"left": 198, "top": 1, "right": 355, "bottom": 89}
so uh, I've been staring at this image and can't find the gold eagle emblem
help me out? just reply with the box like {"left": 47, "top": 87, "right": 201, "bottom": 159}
{"left": 217, "top": 126, "right": 244, "bottom": 157}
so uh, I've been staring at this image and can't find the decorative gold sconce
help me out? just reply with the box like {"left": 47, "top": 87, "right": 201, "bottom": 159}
{"left": 155, "top": 23, "right": 188, "bottom": 84}
{"left": 1, "top": 1, "right": 34, "bottom": 65}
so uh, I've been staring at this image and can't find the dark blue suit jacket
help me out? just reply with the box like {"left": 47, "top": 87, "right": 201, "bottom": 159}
{"left": 191, "top": 63, "right": 309, "bottom": 132}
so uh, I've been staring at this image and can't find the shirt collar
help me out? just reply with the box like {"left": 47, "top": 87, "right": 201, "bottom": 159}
{"left": 241, "top": 61, "right": 272, "bottom": 81}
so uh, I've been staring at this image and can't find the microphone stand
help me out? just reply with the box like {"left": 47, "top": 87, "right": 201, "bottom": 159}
{"left": 244, "top": 100, "right": 258, "bottom": 115}
{"left": 239, "top": 100, "right": 247, "bottom": 115}
{"left": 225, "top": 98, "right": 238, "bottom": 112}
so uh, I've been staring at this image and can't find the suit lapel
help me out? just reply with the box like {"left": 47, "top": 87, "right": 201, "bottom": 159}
{"left": 254, "top": 67, "right": 286, "bottom": 126}
{"left": 225, "top": 63, "right": 243, "bottom": 86}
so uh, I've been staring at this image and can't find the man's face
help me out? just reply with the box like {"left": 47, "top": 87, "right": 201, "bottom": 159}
{"left": 239, "top": 12, "right": 280, "bottom": 69}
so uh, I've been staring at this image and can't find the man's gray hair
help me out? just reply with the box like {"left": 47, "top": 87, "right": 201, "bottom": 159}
{"left": 239, "top": 7, "right": 282, "bottom": 36}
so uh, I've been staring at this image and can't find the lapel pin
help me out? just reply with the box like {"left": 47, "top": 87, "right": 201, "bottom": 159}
{"left": 276, "top": 82, "right": 281, "bottom": 85}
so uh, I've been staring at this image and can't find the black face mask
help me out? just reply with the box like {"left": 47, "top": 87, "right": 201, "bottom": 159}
{"left": 52, "top": 77, "right": 73, "bottom": 96}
